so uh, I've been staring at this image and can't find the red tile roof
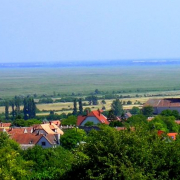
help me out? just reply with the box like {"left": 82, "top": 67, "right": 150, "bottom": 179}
{"left": 167, "top": 133, "right": 178, "bottom": 140}
{"left": 77, "top": 116, "right": 86, "bottom": 126}
{"left": 77, "top": 110, "right": 109, "bottom": 126}
{"left": 0, "top": 122, "right": 12, "bottom": 127}
{"left": 175, "top": 120, "right": 180, "bottom": 124}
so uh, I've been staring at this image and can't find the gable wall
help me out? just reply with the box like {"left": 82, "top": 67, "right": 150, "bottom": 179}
{"left": 81, "top": 117, "right": 100, "bottom": 126}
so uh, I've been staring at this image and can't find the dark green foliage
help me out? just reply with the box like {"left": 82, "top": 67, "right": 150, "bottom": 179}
{"left": 23, "top": 97, "right": 36, "bottom": 120}
{"left": 64, "top": 126, "right": 180, "bottom": 180}
{"left": 61, "top": 128, "right": 86, "bottom": 150}
{"left": 84, "top": 121, "right": 94, "bottom": 126}
{"left": 38, "top": 98, "right": 53, "bottom": 104}
{"left": 126, "top": 114, "right": 147, "bottom": 126}
{"left": 149, "top": 115, "right": 179, "bottom": 133}
{"left": 142, "top": 105, "right": 154, "bottom": 117}
{"left": 111, "top": 99, "right": 123, "bottom": 116}
{"left": 78, "top": 98, "right": 83, "bottom": 115}
{"left": 5, "top": 100, "right": 9, "bottom": 120}
{"left": 109, "top": 120, "right": 123, "bottom": 127}
{"left": 161, "top": 109, "right": 180, "bottom": 119}
{"left": 22, "top": 145, "right": 73, "bottom": 179}
{"left": 127, "top": 100, "right": 132, "bottom": 105}
{"left": 12, "top": 119, "right": 42, "bottom": 127}
{"left": 72, "top": 99, "right": 77, "bottom": 115}
{"left": 85, "top": 95, "right": 98, "bottom": 105}
{"left": 130, "top": 106, "right": 141, "bottom": 115}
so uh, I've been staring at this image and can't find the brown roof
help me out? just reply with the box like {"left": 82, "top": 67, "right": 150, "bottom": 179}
{"left": 144, "top": 98, "right": 180, "bottom": 108}
{"left": 7, "top": 127, "right": 33, "bottom": 135}
{"left": 11, "top": 133, "right": 43, "bottom": 145}
{"left": 44, "top": 134, "right": 58, "bottom": 145}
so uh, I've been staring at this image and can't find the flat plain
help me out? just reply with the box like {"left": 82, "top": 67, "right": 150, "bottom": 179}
{"left": 0, "top": 64, "right": 180, "bottom": 98}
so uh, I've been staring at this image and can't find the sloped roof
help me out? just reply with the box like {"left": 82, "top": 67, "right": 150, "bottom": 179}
{"left": 167, "top": 133, "right": 178, "bottom": 140}
{"left": 7, "top": 127, "right": 33, "bottom": 135}
{"left": 44, "top": 134, "right": 58, "bottom": 145}
{"left": 144, "top": 98, "right": 180, "bottom": 107}
{"left": 77, "top": 110, "right": 109, "bottom": 126}
{"left": 0, "top": 123, "right": 11, "bottom": 127}
{"left": 36, "top": 123, "right": 64, "bottom": 135}
{"left": 51, "top": 120, "right": 61, "bottom": 126}
{"left": 77, "top": 116, "right": 86, "bottom": 126}
{"left": 12, "top": 133, "right": 43, "bottom": 145}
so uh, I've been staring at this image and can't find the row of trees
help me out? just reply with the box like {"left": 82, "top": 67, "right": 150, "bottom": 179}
{"left": 4, "top": 96, "right": 36, "bottom": 120}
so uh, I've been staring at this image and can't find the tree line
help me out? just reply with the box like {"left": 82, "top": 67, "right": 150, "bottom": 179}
{"left": 4, "top": 96, "right": 36, "bottom": 120}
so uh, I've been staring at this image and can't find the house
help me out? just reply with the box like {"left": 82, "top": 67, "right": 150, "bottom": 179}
{"left": 0, "top": 122, "right": 12, "bottom": 129}
{"left": 144, "top": 98, "right": 180, "bottom": 114}
{"left": 157, "top": 130, "right": 178, "bottom": 140}
{"left": 11, "top": 133, "right": 60, "bottom": 150}
{"left": 77, "top": 110, "right": 109, "bottom": 126}
{"left": 4, "top": 122, "right": 64, "bottom": 149}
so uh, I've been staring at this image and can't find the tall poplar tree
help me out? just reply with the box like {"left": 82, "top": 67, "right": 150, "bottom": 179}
{"left": 5, "top": 101, "right": 9, "bottom": 120}
{"left": 79, "top": 98, "right": 83, "bottom": 115}
{"left": 73, "top": 99, "right": 77, "bottom": 115}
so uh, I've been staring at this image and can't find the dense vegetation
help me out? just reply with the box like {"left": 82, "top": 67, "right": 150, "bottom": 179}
{"left": 2, "top": 120, "right": 180, "bottom": 180}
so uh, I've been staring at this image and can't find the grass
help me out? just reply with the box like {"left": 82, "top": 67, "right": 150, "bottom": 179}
{"left": 0, "top": 65, "right": 180, "bottom": 98}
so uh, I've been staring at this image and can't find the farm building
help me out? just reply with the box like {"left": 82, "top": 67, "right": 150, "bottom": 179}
{"left": 144, "top": 98, "right": 180, "bottom": 114}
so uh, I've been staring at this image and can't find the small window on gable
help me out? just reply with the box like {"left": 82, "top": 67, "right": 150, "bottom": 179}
{"left": 42, "top": 142, "right": 46, "bottom": 146}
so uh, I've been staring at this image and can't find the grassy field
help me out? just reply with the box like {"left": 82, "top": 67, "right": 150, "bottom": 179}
{"left": 1, "top": 95, "right": 180, "bottom": 115}
{"left": 0, "top": 65, "right": 180, "bottom": 98}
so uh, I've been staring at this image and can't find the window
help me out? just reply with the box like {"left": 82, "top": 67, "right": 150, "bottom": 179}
{"left": 41, "top": 142, "right": 46, "bottom": 146}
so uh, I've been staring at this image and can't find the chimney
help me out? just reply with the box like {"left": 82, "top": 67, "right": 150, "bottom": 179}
{"left": 86, "top": 110, "right": 89, "bottom": 115}
{"left": 50, "top": 121, "right": 52, "bottom": 125}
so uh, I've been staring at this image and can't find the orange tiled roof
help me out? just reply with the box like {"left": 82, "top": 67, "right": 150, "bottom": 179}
{"left": 0, "top": 123, "right": 12, "bottom": 127}
{"left": 167, "top": 133, "right": 178, "bottom": 140}
{"left": 77, "top": 110, "right": 109, "bottom": 126}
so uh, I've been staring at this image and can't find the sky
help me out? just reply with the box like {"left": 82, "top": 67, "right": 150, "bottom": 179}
{"left": 0, "top": 0, "right": 180, "bottom": 63}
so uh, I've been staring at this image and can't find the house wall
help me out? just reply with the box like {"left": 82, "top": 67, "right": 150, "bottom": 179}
{"left": 36, "top": 137, "right": 54, "bottom": 148}
{"left": 81, "top": 117, "right": 100, "bottom": 126}
{"left": 154, "top": 107, "right": 180, "bottom": 114}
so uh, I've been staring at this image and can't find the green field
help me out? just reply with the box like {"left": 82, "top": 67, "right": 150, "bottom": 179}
{"left": 0, "top": 65, "right": 180, "bottom": 98}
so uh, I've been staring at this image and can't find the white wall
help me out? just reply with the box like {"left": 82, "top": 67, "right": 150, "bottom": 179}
{"left": 81, "top": 117, "right": 100, "bottom": 126}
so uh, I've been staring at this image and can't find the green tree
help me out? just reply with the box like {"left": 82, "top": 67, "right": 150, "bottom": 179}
{"left": 130, "top": 106, "right": 141, "bottom": 115}
{"left": 126, "top": 114, "right": 147, "bottom": 126}
{"left": 61, "top": 115, "right": 77, "bottom": 126}
{"left": 64, "top": 126, "right": 180, "bottom": 179}
{"left": 61, "top": 128, "right": 86, "bottom": 150}
{"left": 4, "top": 100, "right": 9, "bottom": 120}
{"left": 73, "top": 99, "right": 77, "bottom": 115}
{"left": 142, "top": 105, "right": 154, "bottom": 117}
{"left": 0, "top": 132, "right": 33, "bottom": 179}
{"left": 78, "top": 98, "right": 83, "bottom": 115}
{"left": 111, "top": 99, "right": 123, "bottom": 116}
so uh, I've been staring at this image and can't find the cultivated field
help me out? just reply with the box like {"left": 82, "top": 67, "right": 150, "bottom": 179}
{"left": 0, "top": 65, "right": 180, "bottom": 98}
{"left": 1, "top": 95, "right": 180, "bottom": 115}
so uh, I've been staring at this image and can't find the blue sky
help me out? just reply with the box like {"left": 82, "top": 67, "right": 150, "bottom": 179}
{"left": 0, "top": 1, "right": 180, "bottom": 63}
